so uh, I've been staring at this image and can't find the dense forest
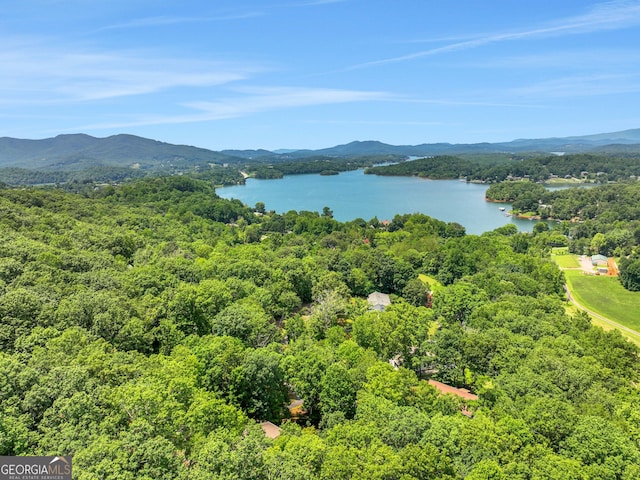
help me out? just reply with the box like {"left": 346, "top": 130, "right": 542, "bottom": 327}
{"left": 5, "top": 147, "right": 640, "bottom": 190}
{"left": 486, "top": 180, "right": 640, "bottom": 291}
{"left": 486, "top": 181, "right": 640, "bottom": 251}
{"left": 243, "top": 155, "right": 402, "bottom": 179}
{"left": 366, "top": 153, "right": 640, "bottom": 184}
{"left": 0, "top": 175, "right": 638, "bottom": 479}
{"left": 0, "top": 154, "right": 402, "bottom": 186}
{"left": 0, "top": 166, "right": 149, "bottom": 186}
{"left": 365, "top": 156, "right": 482, "bottom": 180}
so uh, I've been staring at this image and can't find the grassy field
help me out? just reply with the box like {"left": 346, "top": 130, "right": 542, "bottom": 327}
{"left": 564, "top": 270, "right": 640, "bottom": 332}
{"left": 545, "top": 177, "right": 584, "bottom": 185}
{"left": 419, "top": 274, "right": 443, "bottom": 292}
{"left": 551, "top": 253, "right": 581, "bottom": 269}
{"left": 564, "top": 303, "right": 640, "bottom": 346}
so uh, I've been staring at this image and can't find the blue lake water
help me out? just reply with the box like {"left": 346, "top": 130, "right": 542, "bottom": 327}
{"left": 217, "top": 169, "right": 543, "bottom": 235}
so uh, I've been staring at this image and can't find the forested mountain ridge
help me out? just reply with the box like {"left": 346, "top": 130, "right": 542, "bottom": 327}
{"left": 2, "top": 128, "right": 640, "bottom": 170}
{"left": 0, "top": 176, "right": 638, "bottom": 479}
{"left": 269, "top": 128, "right": 640, "bottom": 157}
{"left": 366, "top": 153, "right": 640, "bottom": 183}
{"left": 0, "top": 133, "right": 241, "bottom": 170}
{"left": 0, "top": 130, "right": 640, "bottom": 185}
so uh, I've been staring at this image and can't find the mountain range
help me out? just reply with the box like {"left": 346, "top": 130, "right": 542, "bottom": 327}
{"left": 272, "top": 128, "right": 640, "bottom": 158}
{"left": 1, "top": 129, "right": 640, "bottom": 172}
{"left": 0, "top": 133, "right": 239, "bottom": 171}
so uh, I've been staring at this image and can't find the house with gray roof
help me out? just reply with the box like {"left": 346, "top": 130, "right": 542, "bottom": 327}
{"left": 367, "top": 292, "right": 391, "bottom": 311}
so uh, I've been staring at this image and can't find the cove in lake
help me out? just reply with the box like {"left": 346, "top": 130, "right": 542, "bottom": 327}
{"left": 217, "top": 169, "right": 544, "bottom": 235}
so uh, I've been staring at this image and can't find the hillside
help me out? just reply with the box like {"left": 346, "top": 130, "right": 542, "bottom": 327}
{"left": 0, "top": 133, "right": 241, "bottom": 171}
{"left": 283, "top": 128, "right": 640, "bottom": 157}
{"left": 3, "top": 128, "right": 640, "bottom": 169}
{"left": 2, "top": 129, "right": 640, "bottom": 185}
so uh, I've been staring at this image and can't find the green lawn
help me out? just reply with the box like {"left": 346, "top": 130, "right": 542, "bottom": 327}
{"left": 564, "top": 270, "right": 640, "bottom": 332}
{"left": 564, "top": 304, "right": 640, "bottom": 346}
{"left": 551, "top": 253, "right": 581, "bottom": 269}
{"left": 419, "top": 274, "right": 443, "bottom": 291}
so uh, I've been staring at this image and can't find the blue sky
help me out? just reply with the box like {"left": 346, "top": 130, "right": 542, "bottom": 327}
{"left": 2, "top": 0, "right": 640, "bottom": 150}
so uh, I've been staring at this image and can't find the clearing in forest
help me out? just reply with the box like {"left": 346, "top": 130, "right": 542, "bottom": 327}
{"left": 564, "top": 270, "right": 640, "bottom": 336}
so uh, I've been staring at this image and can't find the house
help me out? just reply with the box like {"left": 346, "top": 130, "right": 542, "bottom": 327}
{"left": 428, "top": 380, "right": 479, "bottom": 418}
{"left": 591, "top": 254, "right": 608, "bottom": 266}
{"left": 260, "top": 421, "right": 282, "bottom": 439}
{"left": 428, "top": 380, "right": 478, "bottom": 401}
{"left": 367, "top": 292, "right": 391, "bottom": 311}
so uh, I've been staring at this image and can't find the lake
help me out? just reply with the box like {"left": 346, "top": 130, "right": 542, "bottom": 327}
{"left": 217, "top": 169, "right": 543, "bottom": 235}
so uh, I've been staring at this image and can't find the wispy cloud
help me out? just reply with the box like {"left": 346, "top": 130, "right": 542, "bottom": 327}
{"left": 186, "top": 86, "right": 390, "bottom": 113}
{"left": 465, "top": 48, "right": 640, "bottom": 70}
{"left": 98, "top": 1, "right": 345, "bottom": 31}
{"left": 510, "top": 73, "right": 640, "bottom": 98}
{"left": 351, "top": 0, "right": 640, "bottom": 69}
{"left": 98, "top": 11, "right": 263, "bottom": 31}
{"left": 397, "top": 97, "right": 546, "bottom": 109}
{"left": 399, "top": 33, "right": 487, "bottom": 45}
{"left": 305, "top": 119, "right": 447, "bottom": 126}
{"left": 72, "top": 86, "right": 391, "bottom": 130}
{"left": 0, "top": 40, "right": 259, "bottom": 104}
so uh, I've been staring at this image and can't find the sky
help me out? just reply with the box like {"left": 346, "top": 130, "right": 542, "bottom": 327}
{"left": 2, "top": 0, "right": 640, "bottom": 150}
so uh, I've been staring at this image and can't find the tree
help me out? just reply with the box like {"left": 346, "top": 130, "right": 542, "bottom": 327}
{"left": 168, "top": 280, "right": 233, "bottom": 336}
{"left": 619, "top": 254, "right": 640, "bottom": 291}
{"left": 590, "top": 232, "right": 607, "bottom": 255}
{"left": 187, "top": 335, "right": 245, "bottom": 401}
{"left": 361, "top": 363, "right": 418, "bottom": 406}
{"left": 263, "top": 428, "right": 326, "bottom": 479}
{"left": 522, "top": 397, "right": 577, "bottom": 448}
{"left": 211, "top": 300, "right": 279, "bottom": 348}
{"left": 533, "top": 221, "right": 549, "bottom": 234}
{"left": 465, "top": 459, "right": 506, "bottom": 480}
{"left": 429, "top": 326, "right": 466, "bottom": 386}
{"left": 0, "top": 287, "right": 50, "bottom": 352}
{"left": 511, "top": 233, "right": 530, "bottom": 254}
{"left": 320, "top": 362, "right": 357, "bottom": 419}
{"left": 346, "top": 267, "right": 374, "bottom": 297}
{"left": 188, "top": 425, "right": 268, "bottom": 480}
{"left": 351, "top": 311, "right": 396, "bottom": 360}
{"left": 74, "top": 422, "right": 184, "bottom": 480}
{"left": 279, "top": 258, "right": 313, "bottom": 303}
{"left": 308, "top": 289, "right": 348, "bottom": 337}
{"left": 402, "top": 277, "right": 429, "bottom": 306}
{"left": 433, "top": 282, "right": 488, "bottom": 327}
{"left": 398, "top": 443, "right": 456, "bottom": 479}
{"left": 234, "top": 348, "right": 289, "bottom": 422}
{"left": 281, "top": 340, "right": 333, "bottom": 423}
{"left": 560, "top": 415, "right": 640, "bottom": 477}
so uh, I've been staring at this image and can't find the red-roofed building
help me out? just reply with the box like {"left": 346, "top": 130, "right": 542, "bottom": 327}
{"left": 428, "top": 380, "right": 478, "bottom": 417}
{"left": 428, "top": 380, "right": 478, "bottom": 401}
